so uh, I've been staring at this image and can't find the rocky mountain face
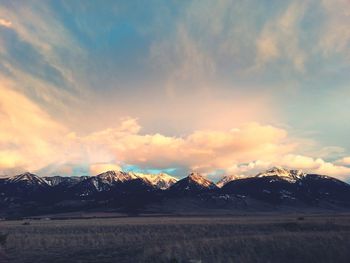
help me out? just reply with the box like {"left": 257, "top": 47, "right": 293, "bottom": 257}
{"left": 43, "top": 175, "right": 88, "bottom": 187}
{"left": 217, "top": 174, "right": 245, "bottom": 188}
{"left": 221, "top": 167, "right": 350, "bottom": 206}
{"left": 169, "top": 172, "right": 218, "bottom": 194}
{"left": 133, "top": 172, "right": 177, "bottom": 190}
{"left": 0, "top": 167, "right": 349, "bottom": 217}
{"left": 255, "top": 166, "right": 306, "bottom": 183}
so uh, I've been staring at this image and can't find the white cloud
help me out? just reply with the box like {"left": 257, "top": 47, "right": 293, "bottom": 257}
{"left": 223, "top": 154, "right": 350, "bottom": 181}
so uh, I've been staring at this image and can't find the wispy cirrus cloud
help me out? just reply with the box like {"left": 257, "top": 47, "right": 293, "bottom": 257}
{"left": 319, "top": 0, "right": 350, "bottom": 58}
{"left": 0, "top": 1, "right": 90, "bottom": 131}
{"left": 255, "top": 1, "right": 307, "bottom": 72}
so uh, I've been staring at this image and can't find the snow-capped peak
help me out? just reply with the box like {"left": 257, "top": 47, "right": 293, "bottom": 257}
{"left": 93, "top": 170, "right": 177, "bottom": 189}
{"left": 9, "top": 172, "right": 48, "bottom": 186}
{"left": 188, "top": 172, "right": 215, "bottom": 188}
{"left": 256, "top": 166, "right": 306, "bottom": 182}
{"left": 216, "top": 174, "right": 245, "bottom": 188}
{"left": 43, "top": 176, "right": 88, "bottom": 186}
{"left": 133, "top": 172, "right": 177, "bottom": 190}
{"left": 96, "top": 170, "right": 137, "bottom": 184}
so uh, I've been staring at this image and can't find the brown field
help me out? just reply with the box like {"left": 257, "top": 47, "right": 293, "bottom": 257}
{"left": 1, "top": 213, "right": 350, "bottom": 263}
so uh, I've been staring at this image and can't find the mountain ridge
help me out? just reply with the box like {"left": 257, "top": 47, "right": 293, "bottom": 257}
{"left": 1, "top": 167, "right": 350, "bottom": 217}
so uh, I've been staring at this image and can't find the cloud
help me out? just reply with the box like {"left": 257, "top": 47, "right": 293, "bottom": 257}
{"left": 89, "top": 163, "right": 122, "bottom": 175}
{"left": 0, "top": 79, "right": 67, "bottom": 175}
{"left": 76, "top": 121, "right": 295, "bottom": 175}
{"left": 335, "top": 157, "right": 350, "bottom": 166}
{"left": 149, "top": 0, "right": 261, "bottom": 95}
{"left": 150, "top": 23, "right": 216, "bottom": 97}
{"left": 0, "top": 1, "right": 350, "bottom": 182}
{"left": 224, "top": 154, "right": 350, "bottom": 181}
{"left": 0, "top": 3, "right": 83, "bottom": 61}
{"left": 256, "top": 35, "right": 280, "bottom": 63}
{"left": 319, "top": 0, "right": 350, "bottom": 58}
{"left": 0, "top": 2, "right": 87, "bottom": 123}
{"left": 0, "top": 18, "right": 11, "bottom": 28}
{"left": 255, "top": 1, "right": 307, "bottom": 72}
{"left": 311, "top": 159, "right": 350, "bottom": 180}
{"left": 0, "top": 91, "right": 293, "bottom": 177}
{"left": 1, "top": 82, "right": 349, "bottom": 181}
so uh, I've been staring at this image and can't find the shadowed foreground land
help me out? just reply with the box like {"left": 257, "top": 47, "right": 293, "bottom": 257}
{"left": 1, "top": 214, "right": 350, "bottom": 263}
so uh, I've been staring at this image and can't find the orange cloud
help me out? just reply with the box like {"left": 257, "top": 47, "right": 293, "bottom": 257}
{"left": 74, "top": 121, "right": 294, "bottom": 175}
{"left": 0, "top": 79, "right": 67, "bottom": 175}
{"left": 335, "top": 157, "right": 350, "bottom": 166}
{"left": 228, "top": 155, "right": 350, "bottom": 181}
{"left": 89, "top": 163, "right": 122, "bottom": 175}
{"left": 0, "top": 18, "right": 11, "bottom": 27}
{"left": 0, "top": 82, "right": 349, "bottom": 180}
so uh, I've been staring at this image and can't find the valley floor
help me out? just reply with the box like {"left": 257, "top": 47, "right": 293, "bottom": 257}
{"left": 1, "top": 213, "right": 350, "bottom": 263}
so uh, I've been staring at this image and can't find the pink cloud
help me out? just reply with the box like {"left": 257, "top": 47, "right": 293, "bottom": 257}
{"left": 335, "top": 156, "right": 350, "bottom": 166}
{"left": 0, "top": 18, "right": 11, "bottom": 28}
{"left": 0, "top": 82, "right": 349, "bottom": 180}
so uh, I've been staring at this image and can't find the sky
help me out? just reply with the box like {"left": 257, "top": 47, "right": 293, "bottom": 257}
{"left": 0, "top": 0, "right": 350, "bottom": 181}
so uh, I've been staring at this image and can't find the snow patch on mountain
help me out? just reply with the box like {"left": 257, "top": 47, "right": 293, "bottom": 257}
{"left": 97, "top": 171, "right": 137, "bottom": 184}
{"left": 256, "top": 166, "right": 306, "bottom": 182}
{"left": 216, "top": 174, "right": 245, "bottom": 188}
{"left": 8, "top": 172, "right": 48, "bottom": 186}
{"left": 133, "top": 172, "right": 177, "bottom": 190}
{"left": 43, "top": 176, "right": 88, "bottom": 186}
{"left": 188, "top": 172, "right": 217, "bottom": 189}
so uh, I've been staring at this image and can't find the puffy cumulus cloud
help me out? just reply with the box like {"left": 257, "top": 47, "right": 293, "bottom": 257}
{"left": 0, "top": 81, "right": 120, "bottom": 177}
{"left": 75, "top": 122, "right": 295, "bottom": 175}
{"left": 335, "top": 157, "right": 350, "bottom": 166}
{"left": 255, "top": 1, "right": 307, "bottom": 72}
{"left": 184, "top": 123, "right": 293, "bottom": 171}
{"left": 0, "top": 80, "right": 349, "bottom": 180}
{"left": 0, "top": 90, "right": 294, "bottom": 177}
{"left": 279, "top": 154, "right": 350, "bottom": 179}
{"left": 225, "top": 160, "right": 272, "bottom": 176}
{"left": 89, "top": 163, "right": 122, "bottom": 176}
{"left": 222, "top": 154, "right": 350, "bottom": 181}
{"left": 311, "top": 160, "right": 350, "bottom": 180}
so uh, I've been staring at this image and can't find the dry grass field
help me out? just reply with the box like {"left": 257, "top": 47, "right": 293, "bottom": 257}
{"left": 1, "top": 213, "right": 350, "bottom": 263}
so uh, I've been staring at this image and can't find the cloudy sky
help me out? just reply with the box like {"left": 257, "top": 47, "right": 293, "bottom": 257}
{"left": 0, "top": 0, "right": 350, "bottom": 181}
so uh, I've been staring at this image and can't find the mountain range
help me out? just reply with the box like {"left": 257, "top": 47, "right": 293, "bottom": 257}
{"left": 1, "top": 167, "right": 350, "bottom": 217}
